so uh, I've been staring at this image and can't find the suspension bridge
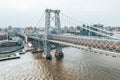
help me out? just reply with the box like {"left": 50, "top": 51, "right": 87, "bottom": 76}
{"left": 17, "top": 9, "right": 120, "bottom": 60}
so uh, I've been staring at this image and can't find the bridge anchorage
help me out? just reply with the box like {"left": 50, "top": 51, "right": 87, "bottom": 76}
{"left": 44, "top": 9, "right": 64, "bottom": 60}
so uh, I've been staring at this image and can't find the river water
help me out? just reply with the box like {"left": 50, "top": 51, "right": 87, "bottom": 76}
{"left": 0, "top": 47, "right": 120, "bottom": 80}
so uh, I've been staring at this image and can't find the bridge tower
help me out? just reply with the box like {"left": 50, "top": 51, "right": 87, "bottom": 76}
{"left": 54, "top": 10, "right": 64, "bottom": 58}
{"left": 44, "top": 9, "right": 63, "bottom": 60}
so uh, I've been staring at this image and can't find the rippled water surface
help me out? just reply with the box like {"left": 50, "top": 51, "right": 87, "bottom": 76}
{"left": 0, "top": 47, "right": 120, "bottom": 80}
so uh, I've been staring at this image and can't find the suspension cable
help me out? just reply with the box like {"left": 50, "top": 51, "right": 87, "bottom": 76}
{"left": 35, "top": 12, "right": 45, "bottom": 27}
{"left": 38, "top": 17, "right": 45, "bottom": 27}
{"left": 61, "top": 12, "right": 114, "bottom": 35}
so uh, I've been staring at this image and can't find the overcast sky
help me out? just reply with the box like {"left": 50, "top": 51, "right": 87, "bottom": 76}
{"left": 0, "top": 0, "right": 120, "bottom": 28}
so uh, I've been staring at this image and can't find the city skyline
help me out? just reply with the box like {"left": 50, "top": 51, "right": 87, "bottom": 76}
{"left": 0, "top": 0, "right": 120, "bottom": 28}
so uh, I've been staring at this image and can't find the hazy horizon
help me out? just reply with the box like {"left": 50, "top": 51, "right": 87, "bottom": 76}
{"left": 0, "top": 0, "right": 120, "bottom": 28}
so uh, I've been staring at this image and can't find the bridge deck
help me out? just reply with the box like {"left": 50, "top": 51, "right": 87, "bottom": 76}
{"left": 48, "top": 40, "right": 120, "bottom": 57}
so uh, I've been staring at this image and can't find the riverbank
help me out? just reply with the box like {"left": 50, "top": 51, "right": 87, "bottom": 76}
{"left": 0, "top": 46, "right": 24, "bottom": 61}
{"left": 0, "top": 53, "right": 20, "bottom": 61}
{"left": 0, "top": 46, "right": 24, "bottom": 54}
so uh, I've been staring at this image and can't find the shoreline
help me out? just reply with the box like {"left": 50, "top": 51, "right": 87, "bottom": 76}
{"left": 0, "top": 46, "right": 24, "bottom": 61}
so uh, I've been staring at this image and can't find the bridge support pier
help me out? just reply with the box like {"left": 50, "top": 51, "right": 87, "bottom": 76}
{"left": 25, "top": 35, "right": 28, "bottom": 44}
{"left": 55, "top": 52, "right": 64, "bottom": 59}
{"left": 55, "top": 44, "right": 64, "bottom": 59}
{"left": 46, "top": 53, "right": 52, "bottom": 60}
{"left": 38, "top": 42, "right": 43, "bottom": 52}
{"left": 43, "top": 41, "right": 52, "bottom": 60}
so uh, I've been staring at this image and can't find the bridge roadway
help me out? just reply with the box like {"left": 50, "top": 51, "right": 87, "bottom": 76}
{"left": 17, "top": 32, "right": 120, "bottom": 51}
{"left": 26, "top": 34, "right": 120, "bottom": 56}
{"left": 50, "top": 35, "right": 120, "bottom": 53}
{"left": 48, "top": 40, "right": 120, "bottom": 57}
